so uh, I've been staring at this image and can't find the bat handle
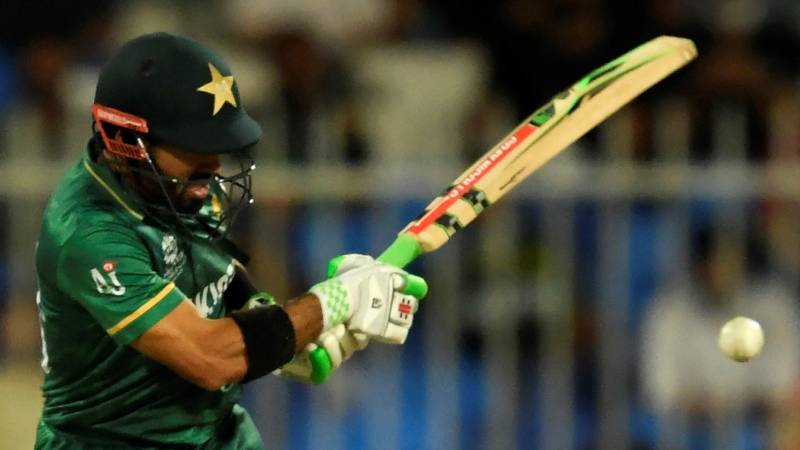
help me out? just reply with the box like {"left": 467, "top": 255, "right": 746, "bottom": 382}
{"left": 308, "top": 234, "right": 423, "bottom": 383}
{"left": 377, "top": 233, "right": 422, "bottom": 268}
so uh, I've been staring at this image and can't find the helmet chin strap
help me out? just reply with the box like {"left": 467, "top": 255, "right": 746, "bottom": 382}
{"left": 94, "top": 132, "right": 201, "bottom": 238}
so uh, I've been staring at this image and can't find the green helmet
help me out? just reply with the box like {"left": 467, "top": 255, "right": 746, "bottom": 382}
{"left": 91, "top": 32, "right": 261, "bottom": 242}
{"left": 93, "top": 31, "right": 261, "bottom": 154}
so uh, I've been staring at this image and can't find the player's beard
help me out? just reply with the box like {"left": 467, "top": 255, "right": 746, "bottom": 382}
{"left": 97, "top": 144, "right": 255, "bottom": 240}
{"left": 135, "top": 170, "right": 215, "bottom": 215}
{"left": 172, "top": 172, "right": 216, "bottom": 214}
{"left": 102, "top": 152, "right": 213, "bottom": 216}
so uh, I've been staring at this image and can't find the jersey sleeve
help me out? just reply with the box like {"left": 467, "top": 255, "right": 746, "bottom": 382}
{"left": 56, "top": 222, "right": 187, "bottom": 345}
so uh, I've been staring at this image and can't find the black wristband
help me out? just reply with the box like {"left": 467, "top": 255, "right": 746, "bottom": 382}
{"left": 230, "top": 305, "right": 296, "bottom": 382}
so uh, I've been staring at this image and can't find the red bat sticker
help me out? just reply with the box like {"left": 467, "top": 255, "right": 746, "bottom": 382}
{"left": 408, "top": 123, "right": 537, "bottom": 234}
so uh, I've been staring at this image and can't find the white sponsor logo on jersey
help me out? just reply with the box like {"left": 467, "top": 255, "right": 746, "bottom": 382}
{"left": 192, "top": 262, "right": 235, "bottom": 317}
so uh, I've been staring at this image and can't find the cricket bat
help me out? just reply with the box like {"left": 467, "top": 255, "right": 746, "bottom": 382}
{"left": 309, "top": 36, "right": 697, "bottom": 383}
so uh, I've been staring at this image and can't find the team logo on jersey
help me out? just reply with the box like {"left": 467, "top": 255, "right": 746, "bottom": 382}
{"left": 161, "top": 234, "right": 186, "bottom": 280}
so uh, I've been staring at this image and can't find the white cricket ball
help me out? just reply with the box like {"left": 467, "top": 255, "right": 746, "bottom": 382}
{"left": 718, "top": 316, "right": 764, "bottom": 362}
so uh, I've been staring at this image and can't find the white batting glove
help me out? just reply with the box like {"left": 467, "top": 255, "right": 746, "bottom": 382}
{"left": 309, "top": 254, "right": 427, "bottom": 344}
{"left": 275, "top": 323, "right": 369, "bottom": 383}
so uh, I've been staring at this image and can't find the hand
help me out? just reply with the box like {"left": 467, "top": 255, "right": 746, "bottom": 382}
{"left": 309, "top": 254, "right": 427, "bottom": 344}
{"left": 275, "top": 324, "right": 368, "bottom": 383}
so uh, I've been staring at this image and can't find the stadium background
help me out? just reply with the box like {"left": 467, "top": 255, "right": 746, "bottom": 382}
{"left": 4, "top": 1, "right": 800, "bottom": 449}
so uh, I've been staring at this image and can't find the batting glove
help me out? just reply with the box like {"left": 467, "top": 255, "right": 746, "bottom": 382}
{"left": 274, "top": 323, "right": 369, "bottom": 383}
{"left": 310, "top": 254, "right": 427, "bottom": 344}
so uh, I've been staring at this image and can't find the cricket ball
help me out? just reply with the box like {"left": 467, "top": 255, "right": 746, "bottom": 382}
{"left": 718, "top": 316, "right": 764, "bottom": 362}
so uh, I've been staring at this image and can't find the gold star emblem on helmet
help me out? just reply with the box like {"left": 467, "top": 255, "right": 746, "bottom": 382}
{"left": 196, "top": 63, "right": 237, "bottom": 115}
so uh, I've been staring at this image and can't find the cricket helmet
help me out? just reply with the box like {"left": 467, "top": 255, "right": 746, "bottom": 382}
{"left": 91, "top": 32, "right": 260, "bottom": 241}
{"left": 93, "top": 31, "right": 261, "bottom": 155}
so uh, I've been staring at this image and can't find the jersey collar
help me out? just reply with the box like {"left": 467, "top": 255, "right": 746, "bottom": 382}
{"left": 82, "top": 148, "right": 145, "bottom": 221}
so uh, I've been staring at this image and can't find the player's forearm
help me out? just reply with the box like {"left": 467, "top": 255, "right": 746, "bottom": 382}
{"left": 179, "top": 317, "right": 248, "bottom": 389}
{"left": 133, "top": 301, "right": 248, "bottom": 391}
{"left": 281, "top": 293, "right": 323, "bottom": 352}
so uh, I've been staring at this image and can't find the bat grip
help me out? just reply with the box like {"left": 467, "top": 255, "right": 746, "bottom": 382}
{"left": 308, "top": 234, "right": 423, "bottom": 383}
{"left": 377, "top": 233, "right": 422, "bottom": 268}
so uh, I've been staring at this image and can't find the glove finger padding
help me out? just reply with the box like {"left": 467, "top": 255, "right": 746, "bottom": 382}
{"left": 275, "top": 324, "right": 370, "bottom": 382}
{"left": 369, "top": 294, "right": 417, "bottom": 344}
{"left": 326, "top": 254, "right": 376, "bottom": 278}
{"left": 347, "top": 271, "right": 421, "bottom": 344}
{"left": 351, "top": 331, "right": 369, "bottom": 351}
{"left": 319, "top": 323, "right": 367, "bottom": 369}
{"left": 320, "top": 329, "right": 345, "bottom": 369}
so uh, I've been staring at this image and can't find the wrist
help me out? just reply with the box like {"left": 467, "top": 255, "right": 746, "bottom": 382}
{"left": 230, "top": 305, "right": 296, "bottom": 382}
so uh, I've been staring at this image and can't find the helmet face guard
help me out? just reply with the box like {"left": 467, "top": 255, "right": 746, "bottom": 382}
{"left": 92, "top": 103, "right": 256, "bottom": 241}
{"left": 144, "top": 155, "right": 256, "bottom": 241}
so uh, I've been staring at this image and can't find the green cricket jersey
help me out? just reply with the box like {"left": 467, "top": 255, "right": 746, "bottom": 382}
{"left": 34, "top": 147, "right": 250, "bottom": 448}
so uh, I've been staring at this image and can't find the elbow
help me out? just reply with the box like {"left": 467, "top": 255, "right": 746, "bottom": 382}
{"left": 190, "top": 357, "right": 247, "bottom": 391}
{"left": 195, "top": 375, "right": 230, "bottom": 392}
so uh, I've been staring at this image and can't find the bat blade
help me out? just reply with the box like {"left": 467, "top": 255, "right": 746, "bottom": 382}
{"left": 379, "top": 35, "right": 697, "bottom": 268}
{"left": 309, "top": 36, "right": 697, "bottom": 384}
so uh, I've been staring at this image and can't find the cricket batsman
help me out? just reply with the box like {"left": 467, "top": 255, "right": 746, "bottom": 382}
{"left": 33, "top": 32, "right": 426, "bottom": 449}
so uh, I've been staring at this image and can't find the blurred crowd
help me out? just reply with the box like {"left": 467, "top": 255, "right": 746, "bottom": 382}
{"left": 3, "top": 0, "right": 800, "bottom": 163}
{"left": 5, "top": 1, "right": 800, "bottom": 449}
